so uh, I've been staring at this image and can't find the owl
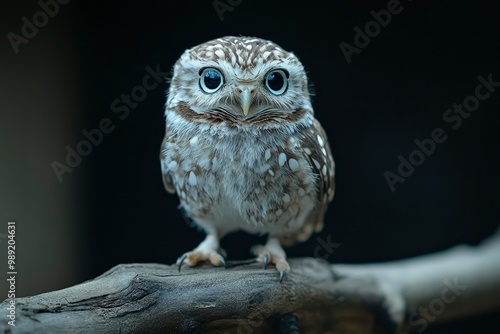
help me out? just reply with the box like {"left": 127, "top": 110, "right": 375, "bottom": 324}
{"left": 160, "top": 36, "right": 335, "bottom": 281}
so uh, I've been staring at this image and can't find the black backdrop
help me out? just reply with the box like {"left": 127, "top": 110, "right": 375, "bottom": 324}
{"left": 6, "top": 1, "right": 500, "bottom": 333}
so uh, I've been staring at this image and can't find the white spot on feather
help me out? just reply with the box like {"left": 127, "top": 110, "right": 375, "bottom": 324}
{"left": 288, "top": 158, "right": 299, "bottom": 171}
{"left": 282, "top": 193, "right": 291, "bottom": 203}
{"left": 317, "top": 135, "right": 324, "bottom": 147}
{"left": 312, "top": 159, "right": 321, "bottom": 170}
{"left": 278, "top": 153, "right": 287, "bottom": 167}
{"left": 188, "top": 171, "right": 197, "bottom": 186}
{"left": 168, "top": 160, "right": 178, "bottom": 172}
{"left": 215, "top": 50, "right": 224, "bottom": 58}
{"left": 264, "top": 149, "right": 271, "bottom": 161}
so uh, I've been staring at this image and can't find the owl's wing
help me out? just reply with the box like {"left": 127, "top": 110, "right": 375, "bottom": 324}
{"left": 160, "top": 128, "right": 176, "bottom": 194}
{"left": 299, "top": 119, "right": 335, "bottom": 232}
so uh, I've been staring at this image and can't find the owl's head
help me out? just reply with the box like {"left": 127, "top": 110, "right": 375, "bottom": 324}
{"left": 167, "top": 36, "right": 313, "bottom": 126}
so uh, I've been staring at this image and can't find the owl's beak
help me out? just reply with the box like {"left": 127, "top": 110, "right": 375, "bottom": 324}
{"left": 239, "top": 88, "right": 254, "bottom": 116}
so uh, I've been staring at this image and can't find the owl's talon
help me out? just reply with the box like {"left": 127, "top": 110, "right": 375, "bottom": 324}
{"left": 219, "top": 256, "right": 227, "bottom": 268}
{"left": 263, "top": 254, "right": 269, "bottom": 270}
{"left": 253, "top": 238, "right": 290, "bottom": 281}
{"left": 275, "top": 259, "right": 290, "bottom": 283}
{"left": 279, "top": 269, "right": 285, "bottom": 283}
{"left": 177, "top": 253, "right": 188, "bottom": 272}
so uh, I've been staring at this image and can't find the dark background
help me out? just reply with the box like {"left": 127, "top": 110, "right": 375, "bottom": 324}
{"left": 2, "top": 0, "right": 499, "bottom": 333}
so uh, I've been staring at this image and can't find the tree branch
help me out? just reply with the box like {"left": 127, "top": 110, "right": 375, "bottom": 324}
{"left": 2, "top": 230, "right": 499, "bottom": 334}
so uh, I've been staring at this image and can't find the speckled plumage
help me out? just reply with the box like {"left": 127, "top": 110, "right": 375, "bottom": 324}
{"left": 160, "top": 36, "right": 335, "bottom": 278}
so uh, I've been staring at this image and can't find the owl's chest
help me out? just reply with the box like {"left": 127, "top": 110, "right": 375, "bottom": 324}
{"left": 167, "top": 128, "right": 306, "bottom": 188}
{"left": 164, "top": 125, "right": 316, "bottom": 227}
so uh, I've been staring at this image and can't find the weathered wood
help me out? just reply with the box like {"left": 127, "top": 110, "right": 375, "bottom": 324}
{"left": 2, "top": 229, "right": 500, "bottom": 334}
{"left": 2, "top": 259, "right": 402, "bottom": 334}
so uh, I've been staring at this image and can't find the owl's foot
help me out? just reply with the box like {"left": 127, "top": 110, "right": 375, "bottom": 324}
{"left": 177, "top": 234, "right": 226, "bottom": 271}
{"left": 177, "top": 250, "right": 226, "bottom": 271}
{"left": 252, "top": 237, "right": 290, "bottom": 283}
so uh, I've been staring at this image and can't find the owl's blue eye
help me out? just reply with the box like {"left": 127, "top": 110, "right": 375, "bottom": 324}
{"left": 199, "top": 68, "right": 224, "bottom": 93}
{"left": 265, "top": 69, "right": 288, "bottom": 95}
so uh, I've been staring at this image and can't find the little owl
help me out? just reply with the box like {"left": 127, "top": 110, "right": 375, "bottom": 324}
{"left": 160, "top": 36, "right": 335, "bottom": 281}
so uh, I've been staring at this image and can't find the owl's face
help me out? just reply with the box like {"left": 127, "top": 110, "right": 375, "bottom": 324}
{"left": 167, "top": 36, "right": 313, "bottom": 125}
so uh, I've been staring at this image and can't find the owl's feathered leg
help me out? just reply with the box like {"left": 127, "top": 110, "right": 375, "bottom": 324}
{"left": 177, "top": 233, "right": 226, "bottom": 271}
{"left": 252, "top": 237, "right": 290, "bottom": 282}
